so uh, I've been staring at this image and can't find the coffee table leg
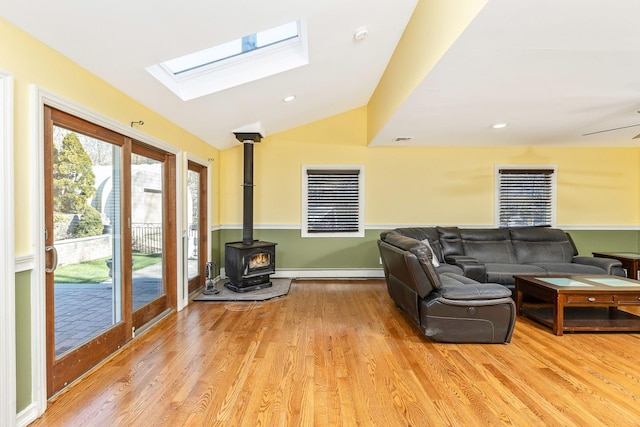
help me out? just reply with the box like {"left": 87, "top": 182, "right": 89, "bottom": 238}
{"left": 554, "top": 295, "right": 564, "bottom": 336}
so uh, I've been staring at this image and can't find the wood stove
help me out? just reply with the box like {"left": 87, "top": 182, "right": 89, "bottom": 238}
{"left": 224, "top": 131, "right": 277, "bottom": 292}
{"left": 224, "top": 241, "right": 276, "bottom": 292}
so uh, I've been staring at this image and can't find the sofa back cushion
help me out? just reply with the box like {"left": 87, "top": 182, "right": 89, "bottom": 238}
{"left": 382, "top": 232, "right": 442, "bottom": 291}
{"left": 459, "top": 228, "right": 516, "bottom": 263}
{"left": 436, "top": 226, "right": 464, "bottom": 257}
{"left": 510, "top": 227, "right": 577, "bottom": 263}
{"left": 388, "top": 227, "right": 444, "bottom": 263}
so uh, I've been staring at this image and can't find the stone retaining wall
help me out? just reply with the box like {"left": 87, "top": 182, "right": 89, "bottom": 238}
{"left": 55, "top": 234, "right": 112, "bottom": 266}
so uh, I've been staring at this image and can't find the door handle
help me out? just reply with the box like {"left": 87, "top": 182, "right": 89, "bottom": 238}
{"left": 45, "top": 245, "right": 58, "bottom": 273}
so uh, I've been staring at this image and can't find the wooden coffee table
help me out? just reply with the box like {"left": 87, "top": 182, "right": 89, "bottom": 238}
{"left": 514, "top": 275, "right": 640, "bottom": 335}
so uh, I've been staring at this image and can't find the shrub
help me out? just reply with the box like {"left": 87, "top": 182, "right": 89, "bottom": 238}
{"left": 53, "top": 132, "right": 96, "bottom": 214}
{"left": 74, "top": 205, "right": 104, "bottom": 237}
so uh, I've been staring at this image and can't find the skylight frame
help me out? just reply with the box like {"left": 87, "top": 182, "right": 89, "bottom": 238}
{"left": 163, "top": 21, "right": 300, "bottom": 76}
{"left": 146, "top": 20, "right": 308, "bottom": 101}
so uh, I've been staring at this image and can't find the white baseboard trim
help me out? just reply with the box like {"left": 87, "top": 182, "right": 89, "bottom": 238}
{"left": 220, "top": 267, "right": 384, "bottom": 279}
{"left": 274, "top": 269, "right": 385, "bottom": 279}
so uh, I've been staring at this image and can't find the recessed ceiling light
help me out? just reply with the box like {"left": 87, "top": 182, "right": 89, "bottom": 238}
{"left": 353, "top": 27, "right": 369, "bottom": 41}
{"left": 283, "top": 95, "right": 296, "bottom": 102}
{"left": 492, "top": 123, "right": 507, "bottom": 129}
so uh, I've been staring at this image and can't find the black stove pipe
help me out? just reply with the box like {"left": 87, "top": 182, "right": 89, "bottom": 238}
{"left": 234, "top": 132, "right": 262, "bottom": 245}
{"left": 242, "top": 141, "right": 254, "bottom": 245}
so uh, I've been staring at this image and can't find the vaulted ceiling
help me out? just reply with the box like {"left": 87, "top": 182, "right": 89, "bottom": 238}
{"left": 370, "top": 0, "right": 640, "bottom": 147}
{"left": 3, "top": 1, "right": 640, "bottom": 149}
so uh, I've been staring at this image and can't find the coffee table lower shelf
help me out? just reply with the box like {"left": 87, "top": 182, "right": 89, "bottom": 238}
{"left": 520, "top": 305, "right": 640, "bottom": 333}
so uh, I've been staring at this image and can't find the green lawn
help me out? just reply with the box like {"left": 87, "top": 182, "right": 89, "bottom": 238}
{"left": 54, "top": 253, "right": 163, "bottom": 284}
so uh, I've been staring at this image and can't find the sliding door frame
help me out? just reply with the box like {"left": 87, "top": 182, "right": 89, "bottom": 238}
{"left": 186, "top": 157, "right": 208, "bottom": 296}
{"left": 45, "top": 107, "right": 134, "bottom": 396}
{"left": 30, "top": 87, "right": 183, "bottom": 414}
{"left": 130, "top": 141, "right": 178, "bottom": 329}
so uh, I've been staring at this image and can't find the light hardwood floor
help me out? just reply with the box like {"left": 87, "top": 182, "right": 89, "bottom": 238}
{"left": 30, "top": 280, "right": 640, "bottom": 426}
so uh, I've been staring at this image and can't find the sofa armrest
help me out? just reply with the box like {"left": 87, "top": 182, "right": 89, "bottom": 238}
{"left": 572, "top": 256, "right": 624, "bottom": 275}
{"left": 445, "top": 255, "right": 487, "bottom": 283}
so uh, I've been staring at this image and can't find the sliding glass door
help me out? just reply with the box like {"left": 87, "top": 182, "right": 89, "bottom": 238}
{"left": 187, "top": 160, "right": 207, "bottom": 294}
{"left": 45, "top": 108, "right": 128, "bottom": 396}
{"left": 44, "top": 107, "right": 176, "bottom": 396}
{"left": 130, "top": 144, "right": 176, "bottom": 329}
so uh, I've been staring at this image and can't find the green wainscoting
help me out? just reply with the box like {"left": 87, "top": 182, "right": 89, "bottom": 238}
{"left": 215, "top": 228, "right": 640, "bottom": 270}
{"left": 15, "top": 270, "right": 32, "bottom": 412}
{"left": 567, "top": 229, "right": 640, "bottom": 256}
{"left": 209, "top": 228, "right": 222, "bottom": 276}
{"left": 218, "top": 229, "right": 383, "bottom": 269}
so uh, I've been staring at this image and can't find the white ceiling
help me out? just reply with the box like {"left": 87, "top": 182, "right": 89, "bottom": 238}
{"left": 0, "top": 0, "right": 417, "bottom": 149}
{"left": 3, "top": 1, "right": 640, "bottom": 149}
{"left": 372, "top": 0, "right": 640, "bottom": 147}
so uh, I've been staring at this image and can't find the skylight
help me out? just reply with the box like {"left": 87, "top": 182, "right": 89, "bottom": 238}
{"left": 164, "top": 22, "right": 299, "bottom": 75}
{"left": 146, "top": 20, "right": 308, "bottom": 101}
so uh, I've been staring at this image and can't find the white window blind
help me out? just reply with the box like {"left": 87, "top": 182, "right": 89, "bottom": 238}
{"left": 498, "top": 168, "right": 554, "bottom": 227}
{"left": 303, "top": 167, "right": 363, "bottom": 237}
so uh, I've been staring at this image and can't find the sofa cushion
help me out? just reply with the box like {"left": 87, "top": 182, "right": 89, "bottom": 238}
{"left": 530, "top": 262, "right": 607, "bottom": 276}
{"left": 440, "top": 272, "right": 481, "bottom": 285}
{"left": 440, "top": 283, "right": 512, "bottom": 300}
{"left": 510, "top": 227, "right": 576, "bottom": 263}
{"left": 382, "top": 231, "right": 419, "bottom": 252}
{"left": 435, "top": 263, "right": 464, "bottom": 275}
{"left": 409, "top": 243, "right": 438, "bottom": 279}
{"left": 391, "top": 227, "right": 444, "bottom": 262}
{"left": 485, "top": 262, "right": 546, "bottom": 286}
{"left": 459, "top": 228, "right": 516, "bottom": 263}
{"left": 382, "top": 232, "right": 442, "bottom": 289}
{"left": 436, "top": 226, "right": 464, "bottom": 257}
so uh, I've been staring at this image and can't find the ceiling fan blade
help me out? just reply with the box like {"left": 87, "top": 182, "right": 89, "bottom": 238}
{"left": 633, "top": 133, "right": 640, "bottom": 139}
{"left": 582, "top": 123, "right": 640, "bottom": 136}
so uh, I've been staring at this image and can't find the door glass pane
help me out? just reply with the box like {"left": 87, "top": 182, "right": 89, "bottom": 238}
{"left": 52, "top": 127, "right": 122, "bottom": 357}
{"left": 131, "top": 153, "right": 165, "bottom": 310}
{"left": 187, "top": 169, "right": 200, "bottom": 280}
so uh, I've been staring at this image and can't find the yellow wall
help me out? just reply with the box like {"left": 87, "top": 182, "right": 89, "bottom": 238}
{"left": 366, "top": 145, "right": 639, "bottom": 226}
{"left": 0, "top": 17, "right": 219, "bottom": 256}
{"left": 7, "top": 5, "right": 639, "bottom": 420}
{"left": 220, "top": 107, "right": 368, "bottom": 225}
{"left": 221, "top": 107, "right": 640, "bottom": 228}
{"left": 367, "top": 0, "right": 488, "bottom": 143}
{"left": 6, "top": 7, "right": 640, "bottom": 419}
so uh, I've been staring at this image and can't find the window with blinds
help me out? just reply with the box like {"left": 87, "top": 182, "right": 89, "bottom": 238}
{"left": 497, "top": 168, "right": 555, "bottom": 227}
{"left": 302, "top": 166, "right": 364, "bottom": 237}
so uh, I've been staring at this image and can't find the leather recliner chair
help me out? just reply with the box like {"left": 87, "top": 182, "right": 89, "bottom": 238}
{"left": 378, "top": 231, "right": 516, "bottom": 344}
